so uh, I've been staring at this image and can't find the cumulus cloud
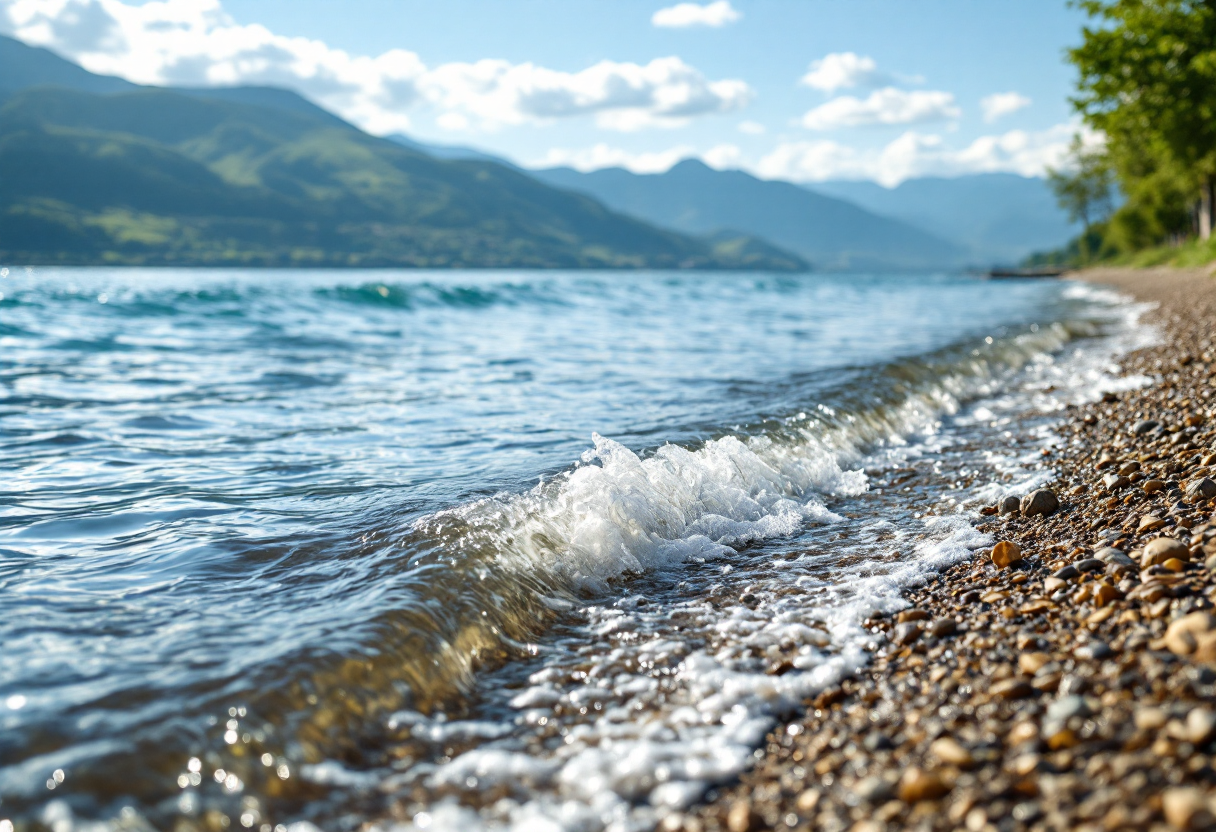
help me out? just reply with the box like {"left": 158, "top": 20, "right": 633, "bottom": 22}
{"left": 801, "top": 88, "right": 960, "bottom": 130}
{"left": 424, "top": 56, "right": 752, "bottom": 131}
{"left": 535, "top": 143, "right": 697, "bottom": 174}
{"left": 800, "top": 52, "right": 891, "bottom": 93}
{"left": 533, "top": 142, "right": 741, "bottom": 174}
{"left": 737, "top": 120, "right": 765, "bottom": 135}
{"left": 701, "top": 143, "right": 743, "bottom": 169}
{"left": 980, "top": 91, "right": 1032, "bottom": 123}
{"left": 756, "top": 123, "right": 1082, "bottom": 186}
{"left": 651, "top": 1, "right": 740, "bottom": 28}
{"left": 0, "top": 0, "right": 751, "bottom": 134}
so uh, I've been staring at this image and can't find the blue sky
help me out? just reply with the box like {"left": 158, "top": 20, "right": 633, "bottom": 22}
{"left": 0, "top": 0, "right": 1090, "bottom": 183}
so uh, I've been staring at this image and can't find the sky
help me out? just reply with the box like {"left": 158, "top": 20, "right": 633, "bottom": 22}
{"left": 0, "top": 0, "right": 1092, "bottom": 185}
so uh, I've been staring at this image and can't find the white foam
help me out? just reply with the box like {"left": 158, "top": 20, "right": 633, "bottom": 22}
{"left": 422, "top": 431, "right": 857, "bottom": 594}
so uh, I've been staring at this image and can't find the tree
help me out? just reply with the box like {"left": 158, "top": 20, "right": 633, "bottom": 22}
{"left": 1047, "top": 136, "right": 1114, "bottom": 232}
{"left": 1069, "top": 0, "right": 1216, "bottom": 239}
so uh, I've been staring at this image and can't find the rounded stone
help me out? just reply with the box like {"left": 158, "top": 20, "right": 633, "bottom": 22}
{"left": 991, "top": 540, "right": 1023, "bottom": 568}
{"left": 898, "top": 768, "right": 951, "bottom": 803}
{"left": 1187, "top": 477, "right": 1216, "bottom": 502}
{"left": 1133, "top": 419, "right": 1160, "bottom": 436}
{"left": 1021, "top": 488, "right": 1060, "bottom": 517}
{"left": 1143, "top": 537, "right": 1190, "bottom": 567}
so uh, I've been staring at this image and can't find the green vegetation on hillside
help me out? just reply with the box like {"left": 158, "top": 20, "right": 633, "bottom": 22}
{"left": 0, "top": 59, "right": 805, "bottom": 270}
{"left": 1037, "top": 0, "right": 1216, "bottom": 267}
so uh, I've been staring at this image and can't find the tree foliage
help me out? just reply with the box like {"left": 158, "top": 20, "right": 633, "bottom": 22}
{"left": 1046, "top": 136, "right": 1114, "bottom": 231}
{"left": 1067, "top": 0, "right": 1216, "bottom": 251}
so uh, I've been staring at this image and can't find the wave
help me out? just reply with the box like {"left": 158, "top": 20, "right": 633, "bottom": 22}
{"left": 210, "top": 317, "right": 1107, "bottom": 770}
{"left": 315, "top": 281, "right": 570, "bottom": 311}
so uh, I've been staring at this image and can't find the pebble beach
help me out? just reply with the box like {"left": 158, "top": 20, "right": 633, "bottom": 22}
{"left": 687, "top": 267, "right": 1216, "bottom": 832}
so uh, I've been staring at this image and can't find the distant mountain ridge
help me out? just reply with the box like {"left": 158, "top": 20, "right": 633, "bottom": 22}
{"left": 811, "top": 175, "right": 1078, "bottom": 265}
{"left": 0, "top": 35, "right": 805, "bottom": 271}
{"left": 532, "top": 160, "right": 966, "bottom": 271}
{"left": 394, "top": 137, "right": 1077, "bottom": 269}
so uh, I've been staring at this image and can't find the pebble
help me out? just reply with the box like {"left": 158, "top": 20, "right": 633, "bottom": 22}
{"left": 892, "top": 622, "right": 922, "bottom": 646}
{"left": 1096, "top": 547, "right": 1136, "bottom": 567}
{"left": 1162, "top": 787, "right": 1214, "bottom": 830}
{"left": 990, "top": 540, "right": 1022, "bottom": 568}
{"left": 1186, "top": 708, "right": 1216, "bottom": 744}
{"left": 1188, "top": 477, "right": 1216, "bottom": 501}
{"left": 991, "top": 677, "right": 1033, "bottom": 700}
{"left": 1046, "top": 695, "right": 1092, "bottom": 724}
{"left": 1133, "top": 419, "right": 1160, "bottom": 436}
{"left": 1144, "top": 537, "right": 1190, "bottom": 566}
{"left": 1018, "top": 652, "right": 1051, "bottom": 675}
{"left": 1020, "top": 488, "right": 1059, "bottom": 517}
{"left": 897, "top": 768, "right": 950, "bottom": 803}
{"left": 853, "top": 775, "right": 894, "bottom": 804}
{"left": 794, "top": 789, "right": 820, "bottom": 813}
{"left": 1140, "top": 515, "right": 1167, "bottom": 533}
{"left": 998, "top": 495, "right": 1021, "bottom": 515}
{"left": 1163, "top": 612, "right": 1216, "bottom": 657}
{"left": 929, "top": 737, "right": 974, "bottom": 768}
{"left": 929, "top": 618, "right": 957, "bottom": 637}
{"left": 1075, "top": 640, "right": 1111, "bottom": 660}
{"left": 725, "top": 799, "right": 758, "bottom": 832}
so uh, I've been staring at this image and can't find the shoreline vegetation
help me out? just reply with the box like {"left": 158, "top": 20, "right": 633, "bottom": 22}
{"left": 682, "top": 266, "right": 1216, "bottom": 832}
{"left": 1033, "top": 1, "right": 1216, "bottom": 272}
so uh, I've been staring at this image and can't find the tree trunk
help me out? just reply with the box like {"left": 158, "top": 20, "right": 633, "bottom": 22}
{"left": 1201, "top": 177, "right": 1214, "bottom": 241}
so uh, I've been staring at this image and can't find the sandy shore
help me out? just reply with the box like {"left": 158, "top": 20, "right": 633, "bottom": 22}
{"left": 679, "top": 267, "right": 1216, "bottom": 832}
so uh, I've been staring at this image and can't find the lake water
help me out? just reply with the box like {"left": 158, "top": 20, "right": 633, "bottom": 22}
{"left": 0, "top": 268, "right": 1149, "bottom": 832}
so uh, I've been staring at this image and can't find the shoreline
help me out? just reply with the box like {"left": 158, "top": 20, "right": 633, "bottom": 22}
{"left": 685, "top": 266, "right": 1216, "bottom": 832}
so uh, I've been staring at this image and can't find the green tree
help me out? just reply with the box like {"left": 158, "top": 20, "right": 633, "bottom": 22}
{"left": 1070, "top": 0, "right": 1216, "bottom": 239}
{"left": 1046, "top": 136, "right": 1114, "bottom": 233}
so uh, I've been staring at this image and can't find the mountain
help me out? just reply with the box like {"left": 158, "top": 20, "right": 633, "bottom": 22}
{"left": 386, "top": 133, "right": 514, "bottom": 166}
{"left": 531, "top": 160, "right": 966, "bottom": 271}
{"left": 0, "top": 36, "right": 805, "bottom": 271}
{"left": 811, "top": 175, "right": 1078, "bottom": 265}
{"left": 0, "top": 34, "right": 135, "bottom": 99}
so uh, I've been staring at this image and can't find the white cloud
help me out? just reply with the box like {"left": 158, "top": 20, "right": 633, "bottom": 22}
{"left": 799, "top": 52, "right": 891, "bottom": 93}
{"left": 737, "top": 120, "right": 765, "bottom": 135}
{"left": 436, "top": 112, "right": 469, "bottom": 131}
{"left": 651, "top": 1, "right": 740, "bottom": 28}
{"left": 980, "top": 91, "right": 1032, "bottom": 123}
{"left": 756, "top": 123, "right": 1082, "bottom": 186}
{"left": 533, "top": 142, "right": 742, "bottom": 174}
{"left": 0, "top": 0, "right": 751, "bottom": 134}
{"left": 702, "top": 143, "right": 743, "bottom": 169}
{"left": 536, "top": 143, "right": 698, "bottom": 174}
{"left": 801, "top": 88, "right": 960, "bottom": 130}
{"left": 423, "top": 56, "right": 752, "bottom": 131}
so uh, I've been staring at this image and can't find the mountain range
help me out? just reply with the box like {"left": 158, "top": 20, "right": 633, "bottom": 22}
{"left": 398, "top": 140, "right": 1078, "bottom": 270}
{"left": 0, "top": 33, "right": 1077, "bottom": 271}
{"left": 0, "top": 35, "right": 803, "bottom": 270}
{"left": 531, "top": 161, "right": 966, "bottom": 272}
{"left": 811, "top": 175, "right": 1079, "bottom": 265}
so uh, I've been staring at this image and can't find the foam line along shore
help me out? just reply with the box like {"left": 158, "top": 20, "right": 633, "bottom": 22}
{"left": 687, "top": 267, "right": 1216, "bottom": 832}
